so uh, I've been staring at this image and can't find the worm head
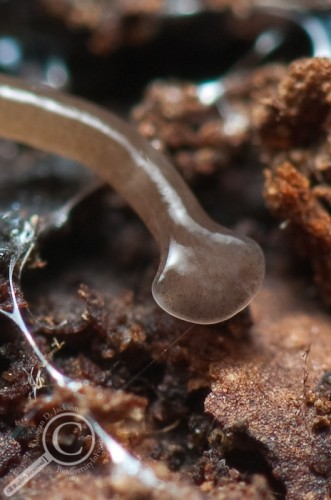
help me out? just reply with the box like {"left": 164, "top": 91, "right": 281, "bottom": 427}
{"left": 152, "top": 231, "right": 265, "bottom": 324}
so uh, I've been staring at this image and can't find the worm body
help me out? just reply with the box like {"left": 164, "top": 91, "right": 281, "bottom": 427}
{"left": 0, "top": 75, "right": 265, "bottom": 324}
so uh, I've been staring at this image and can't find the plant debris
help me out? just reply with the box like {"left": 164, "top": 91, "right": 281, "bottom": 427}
{"left": 132, "top": 65, "right": 285, "bottom": 181}
{"left": 1, "top": 3, "right": 331, "bottom": 500}
{"left": 259, "top": 58, "right": 331, "bottom": 308}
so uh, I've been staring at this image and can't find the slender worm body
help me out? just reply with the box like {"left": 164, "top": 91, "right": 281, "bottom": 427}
{"left": 0, "top": 75, "right": 264, "bottom": 324}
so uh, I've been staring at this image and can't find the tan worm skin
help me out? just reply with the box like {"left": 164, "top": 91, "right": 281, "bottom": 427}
{"left": 0, "top": 74, "right": 265, "bottom": 324}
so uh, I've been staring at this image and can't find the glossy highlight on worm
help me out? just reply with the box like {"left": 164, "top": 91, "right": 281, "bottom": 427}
{"left": 0, "top": 74, "right": 265, "bottom": 324}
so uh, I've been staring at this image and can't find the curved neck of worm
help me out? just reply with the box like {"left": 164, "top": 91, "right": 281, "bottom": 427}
{"left": 0, "top": 74, "right": 265, "bottom": 325}
{"left": 0, "top": 75, "right": 216, "bottom": 252}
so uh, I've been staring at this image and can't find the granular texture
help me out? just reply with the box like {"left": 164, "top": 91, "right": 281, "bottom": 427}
{"left": 259, "top": 58, "right": 331, "bottom": 307}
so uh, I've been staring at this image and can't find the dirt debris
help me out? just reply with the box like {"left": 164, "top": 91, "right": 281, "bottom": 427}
{"left": 206, "top": 259, "right": 331, "bottom": 499}
{"left": 259, "top": 58, "right": 331, "bottom": 307}
{"left": 133, "top": 65, "right": 285, "bottom": 181}
{"left": 1, "top": 3, "right": 331, "bottom": 497}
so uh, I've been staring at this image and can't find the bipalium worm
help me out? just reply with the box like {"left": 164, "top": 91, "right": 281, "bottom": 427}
{"left": 0, "top": 74, "right": 264, "bottom": 324}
